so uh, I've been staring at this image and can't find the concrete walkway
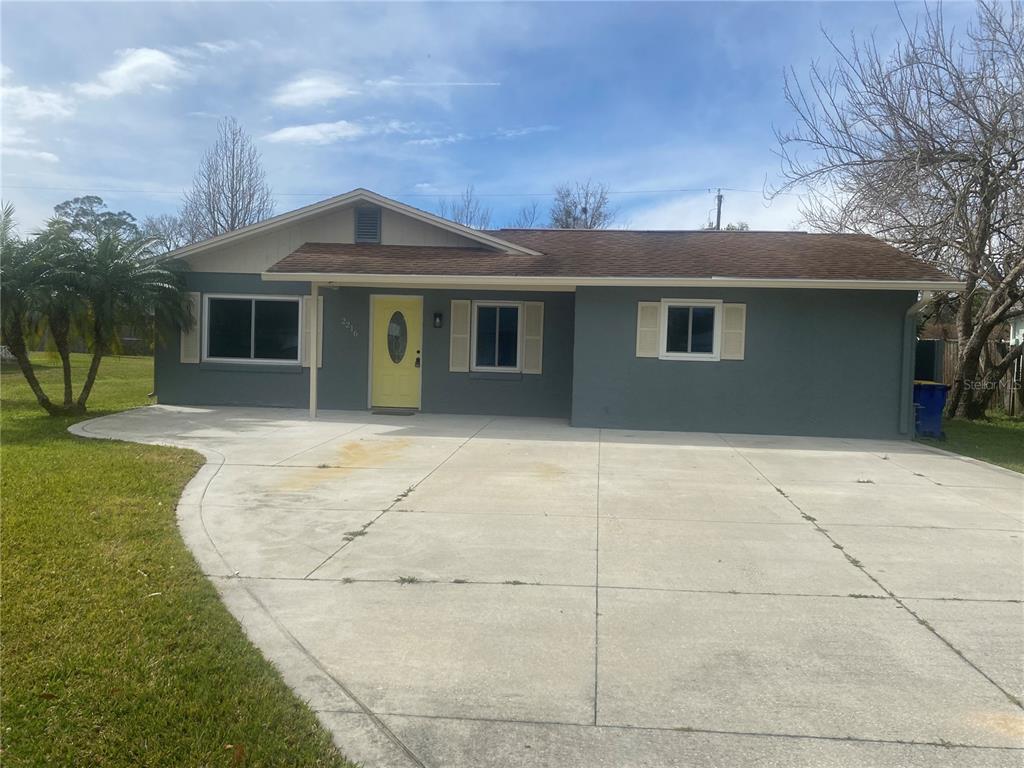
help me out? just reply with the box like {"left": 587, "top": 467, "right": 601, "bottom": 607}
{"left": 73, "top": 406, "right": 1024, "bottom": 767}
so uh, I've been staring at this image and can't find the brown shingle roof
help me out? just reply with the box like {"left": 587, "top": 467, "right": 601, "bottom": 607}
{"left": 265, "top": 230, "right": 955, "bottom": 283}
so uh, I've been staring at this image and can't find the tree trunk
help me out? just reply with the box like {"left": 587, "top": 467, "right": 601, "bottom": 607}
{"left": 75, "top": 350, "right": 103, "bottom": 412}
{"left": 2, "top": 320, "right": 58, "bottom": 415}
{"left": 48, "top": 310, "right": 75, "bottom": 408}
{"left": 76, "top": 321, "right": 106, "bottom": 413}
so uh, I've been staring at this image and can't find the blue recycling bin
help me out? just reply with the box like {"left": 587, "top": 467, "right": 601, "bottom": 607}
{"left": 913, "top": 381, "right": 948, "bottom": 439}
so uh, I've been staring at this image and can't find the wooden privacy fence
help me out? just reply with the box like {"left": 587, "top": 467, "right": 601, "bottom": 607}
{"left": 938, "top": 340, "right": 1023, "bottom": 415}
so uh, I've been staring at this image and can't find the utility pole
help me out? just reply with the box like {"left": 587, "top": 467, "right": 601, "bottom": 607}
{"left": 714, "top": 188, "right": 723, "bottom": 231}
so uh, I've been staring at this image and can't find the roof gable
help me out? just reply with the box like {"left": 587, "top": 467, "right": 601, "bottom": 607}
{"left": 163, "top": 188, "right": 541, "bottom": 263}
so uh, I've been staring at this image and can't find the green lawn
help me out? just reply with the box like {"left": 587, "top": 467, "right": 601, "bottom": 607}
{"left": 1, "top": 354, "right": 353, "bottom": 767}
{"left": 919, "top": 412, "right": 1024, "bottom": 474}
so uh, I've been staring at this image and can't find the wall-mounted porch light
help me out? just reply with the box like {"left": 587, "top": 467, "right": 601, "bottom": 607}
{"left": 433, "top": 312, "right": 444, "bottom": 329}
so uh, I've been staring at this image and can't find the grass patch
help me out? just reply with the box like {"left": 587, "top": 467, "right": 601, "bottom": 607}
{"left": 1, "top": 353, "right": 352, "bottom": 767}
{"left": 919, "top": 412, "right": 1024, "bottom": 474}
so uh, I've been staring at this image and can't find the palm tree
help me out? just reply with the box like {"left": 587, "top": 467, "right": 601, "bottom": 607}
{"left": 74, "top": 234, "right": 192, "bottom": 412}
{"left": 2, "top": 203, "right": 194, "bottom": 416}
{"left": 0, "top": 203, "right": 60, "bottom": 414}
{"left": 32, "top": 221, "right": 87, "bottom": 409}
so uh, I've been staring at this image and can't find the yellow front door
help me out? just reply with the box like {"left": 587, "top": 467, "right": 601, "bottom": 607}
{"left": 371, "top": 295, "right": 423, "bottom": 409}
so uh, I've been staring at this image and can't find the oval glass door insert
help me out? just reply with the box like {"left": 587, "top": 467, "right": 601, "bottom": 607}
{"left": 387, "top": 311, "right": 408, "bottom": 363}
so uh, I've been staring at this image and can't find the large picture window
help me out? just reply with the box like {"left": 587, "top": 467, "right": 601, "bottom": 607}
{"left": 659, "top": 299, "right": 721, "bottom": 361}
{"left": 472, "top": 301, "right": 521, "bottom": 371}
{"left": 204, "top": 295, "right": 300, "bottom": 363}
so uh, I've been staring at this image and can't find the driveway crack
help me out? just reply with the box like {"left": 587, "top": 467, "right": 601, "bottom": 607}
{"left": 721, "top": 435, "right": 1024, "bottom": 711}
{"left": 302, "top": 418, "right": 497, "bottom": 579}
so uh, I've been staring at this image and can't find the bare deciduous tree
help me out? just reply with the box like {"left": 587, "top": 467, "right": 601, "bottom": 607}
{"left": 508, "top": 200, "right": 542, "bottom": 228}
{"left": 180, "top": 117, "right": 275, "bottom": 243}
{"left": 772, "top": 1, "right": 1024, "bottom": 419}
{"left": 549, "top": 180, "right": 616, "bottom": 229}
{"left": 437, "top": 185, "right": 492, "bottom": 229}
{"left": 142, "top": 213, "right": 187, "bottom": 253}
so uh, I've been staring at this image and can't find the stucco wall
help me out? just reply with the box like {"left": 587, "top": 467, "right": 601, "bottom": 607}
{"left": 318, "top": 287, "right": 574, "bottom": 417}
{"left": 155, "top": 273, "right": 312, "bottom": 408}
{"left": 156, "top": 275, "right": 574, "bottom": 417}
{"left": 570, "top": 286, "right": 918, "bottom": 438}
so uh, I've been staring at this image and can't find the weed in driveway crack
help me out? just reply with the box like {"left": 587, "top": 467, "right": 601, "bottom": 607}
{"left": 393, "top": 486, "right": 415, "bottom": 504}
{"left": 397, "top": 576, "right": 420, "bottom": 585}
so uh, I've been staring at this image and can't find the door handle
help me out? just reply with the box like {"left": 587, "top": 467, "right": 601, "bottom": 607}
{"left": 415, "top": 351, "right": 421, "bottom": 368}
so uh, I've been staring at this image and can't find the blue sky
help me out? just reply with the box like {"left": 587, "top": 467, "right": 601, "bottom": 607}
{"left": 0, "top": 2, "right": 973, "bottom": 233}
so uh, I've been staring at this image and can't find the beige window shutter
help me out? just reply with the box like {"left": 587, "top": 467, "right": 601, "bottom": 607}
{"left": 179, "top": 291, "right": 201, "bottom": 364}
{"left": 315, "top": 295, "right": 324, "bottom": 368}
{"left": 449, "top": 299, "right": 471, "bottom": 372}
{"left": 522, "top": 301, "right": 544, "bottom": 374}
{"left": 635, "top": 302, "right": 660, "bottom": 358}
{"left": 301, "top": 296, "right": 314, "bottom": 367}
{"left": 721, "top": 303, "right": 747, "bottom": 360}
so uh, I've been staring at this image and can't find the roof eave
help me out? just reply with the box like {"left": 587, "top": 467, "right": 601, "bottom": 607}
{"left": 260, "top": 272, "right": 965, "bottom": 292}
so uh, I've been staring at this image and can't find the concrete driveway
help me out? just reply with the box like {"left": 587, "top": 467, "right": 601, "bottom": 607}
{"left": 74, "top": 406, "right": 1024, "bottom": 767}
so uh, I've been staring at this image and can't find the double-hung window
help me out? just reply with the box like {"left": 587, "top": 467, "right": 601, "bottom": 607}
{"left": 471, "top": 301, "right": 521, "bottom": 371}
{"left": 659, "top": 299, "right": 722, "bottom": 361}
{"left": 204, "top": 295, "right": 301, "bottom": 364}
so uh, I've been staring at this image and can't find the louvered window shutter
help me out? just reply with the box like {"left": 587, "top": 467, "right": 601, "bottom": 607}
{"left": 354, "top": 206, "right": 381, "bottom": 243}
{"left": 522, "top": 302, "right": 544, "bottom": 374}
{"left": 721, "top": 303, "right": 746, "bottom": 360}
{"left": 299, "top": 296, "right": 324, "bottom": 368}
{"left": 179, "top": 292, "right": 201, "bottom": 364}
{"left": 449, "top": 300, "right": 471, "bottom": 372}
{"left": 635, "top": 302, "right": 660, "bottom": 358}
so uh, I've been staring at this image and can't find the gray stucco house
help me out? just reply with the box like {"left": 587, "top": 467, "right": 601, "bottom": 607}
{"left": 157, "top": 188, "right": 961, "bottom": 438}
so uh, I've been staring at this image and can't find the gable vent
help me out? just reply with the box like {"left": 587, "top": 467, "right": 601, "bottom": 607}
{"left": 354, "top": 206, "right": 381, "bottom": 243}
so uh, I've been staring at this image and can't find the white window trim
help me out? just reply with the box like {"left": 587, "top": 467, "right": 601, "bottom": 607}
{"left": 658, "top": 298, "right": 723, "bottom": 361}
{"left": 470, "top": 300, "right": 524, "bottom": 373}
{"left": 202, "top": 293, "right": 303, "bottom": 366}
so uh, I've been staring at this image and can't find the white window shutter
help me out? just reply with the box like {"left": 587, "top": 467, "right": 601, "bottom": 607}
{"left": 522, "top": 301, "right": 544, "bottom": 374}
{"left": 721, "top": 303, "right": 746, "bottom": 360}
{"left": 635, "top": 302, "right": 660, "bottom": 358}
{"left": 179, "top": 292, "right": 201, "bottom": 364}
{"left": 449, "top": 299, "right": 471, "bottom": 372}
{"left": 301, "top": 296, "right": 314, "bottom": 367}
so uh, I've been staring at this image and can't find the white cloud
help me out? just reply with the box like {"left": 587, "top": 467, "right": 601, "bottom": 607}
{"left": 264, "top": 119, "right": 366, "bottom": 144}
{"left": 406, "top": 133, "right": 469, "bottom": 147}
{"left": 2, "top": 146, "right": 59, "bottom": 163}
{"left": 367, "top": 76, "right": 501, "bottom": 89}
{"left": 271, "top": 72, "right": 360, "bottom": 107}
{"left": 196, "top": 40, "right": 241, "bottom": 56}
{"left": 263, "top": 117, "right": 420, "bottom": 145}
{"left": 75, "top": 48, "right": 185, "bottom": 98}
{"left": 0, "top": 77, "right": 74, "bottom": 120}
{"left": 2, "top": 126, "right": 35, "bottom": 145}
{"left": 495, "top": 125, "right": 557, "bottom": 139}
